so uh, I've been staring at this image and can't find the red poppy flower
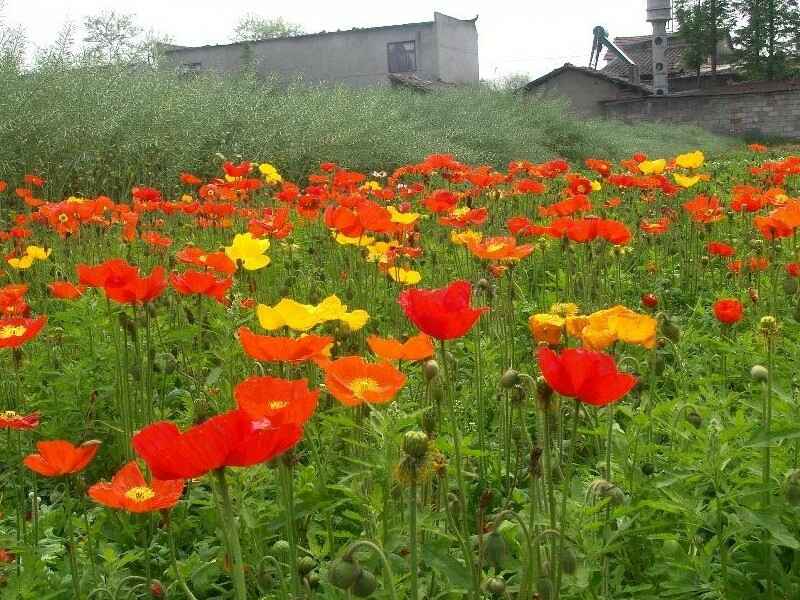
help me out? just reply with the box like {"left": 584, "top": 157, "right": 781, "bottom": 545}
{"left": 422, "top": 190, "right": 460, "bottom": 214}
{"left": 567, "top": 176, "right": 593, "bottom": 196}
{"left": 713, "top": 299, "right": 743, "bottom": 325}
{"left": 24, "top": 174, "right": 45, "bottom": 188}
{"left": 539, "top": 194, "right": 591, "bottom": 218}
{"left": 24, "top": 440, "right": 100, "bottom": 477}
{"left": 49, "top": 281, "right": 86, "bottom": 300}
{"left": 439, "top": 207, "right": 488, "bottom": 228}
{"left": 398, "top": 280, "right": 488, "bottom": 340}
{"left": 175, "top": 246, "right": 237, "bottom": 275}
{"left": 141, "top": 231, "right": 173, "bottom": 249}
{"left": 77, "top": 258, "right": 138, "bottom": 288}
{"left": 0, "top": 410, "right": 40, "bottom": 430}
{"left": 786, "top": 262, "right": 800, "bottom": 277}
{"left": 180, "top": 172, "right": 203, "bottom": 186}
{"left": 237, "top": 327, "right": 333, "bottom": 363}
{"left": 513, "top": 179, "right": 546, "bottom": 195}
{"left": 170, "top": 270, "right": 232, "bottom": 303}
{"left": 641, "top": 293, "right": 658, "bottom": 309}
{"left": 104, "top": 266, "right": 167, "bottom": 305}
{"left": 88, "top": 461, "right": 185, "bottom": 513}
{"left": 132, "top": 410, "right": 301, "bottom": 480}
{"left": 537, "top": 347, "right": 636, "bottom": 407}
{"left": 0, "top": 284, "right": 29, "bottom": 316}
{"left": 682, "top": 195, "right": 724, "bottom": 223}
{"left": 234, "top": 376, "right": 319, "bottom": 427}
{"left": 467, "top": 236, "right": 535, "bottom": 261}
{"left": 222, "top": 161, "right": 251, "bottom": 178}
{"left": 707, "top": 241, "right": 735, "bottom": 257}
{"left": 366, "top": 333, "right": 435, "bottom": 361}
{"left": 323, "top": 356, "right": 406, "bottom": 407}
{"left": 0, "top": 316, "right": 47, "bottom": 349}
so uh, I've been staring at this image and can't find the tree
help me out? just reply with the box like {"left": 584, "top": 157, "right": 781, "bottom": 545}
{"left": 675, "top": 0, "right": 734, "bottom": 82}
{"left": 81, "top": 10, "right": 172, "bottom": 67}
{"left": 231, "top": 15, "right": 305, "bottom": 42}
{"left": 733, "top": 0, "right": 800, "bottom": 79}
{"left": 0, "top": 0, "right": 26, "bottom": 73}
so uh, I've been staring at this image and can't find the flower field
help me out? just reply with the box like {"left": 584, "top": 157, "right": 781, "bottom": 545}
{"left": 1, "top": 146, "right": 800, "bottom": 599}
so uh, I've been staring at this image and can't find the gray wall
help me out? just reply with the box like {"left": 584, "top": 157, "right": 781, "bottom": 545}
{"left": 528, "top": 71, "right": 647, "bottom": 117}
{"left": 603, "top": 89, "right": 800, "bottom": 139}
{"left": 434, "top": 12, "right": 479, "bottom": 84}
{"left": 166, "top": 16, "right": 478, "bottom": 87}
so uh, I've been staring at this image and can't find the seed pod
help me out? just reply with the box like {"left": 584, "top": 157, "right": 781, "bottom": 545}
{"left": 750, "top": 365, "right": 769, "bottom": 382}
{"left": 486, "top": 576, "right": 506, "bottom": 596}
{"left": 500, "top": 368, "right": 519, "bottom": 389}
{"left": 149, "top": 580, "right": 164, "bottom": 598}
{"left": 298, "top": 556, "right": 316, "bottom": 576}
{"left": 351, "top": 568, "right": 378, "bottom": 597}
{"left": 759, "top": 315, "right": 778, "bottom": 337}
{"left": 423, "top": 359, "right": 439, "bottom": 382}
{"left": 328, "top": 557, "right": 361, "bottom": 590}
{"left": 559, "top": 546, "right": 577, "bottom": 575}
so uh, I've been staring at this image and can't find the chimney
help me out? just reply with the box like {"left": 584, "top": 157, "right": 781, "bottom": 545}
{"left": 646, "top": 0, "right": 671, "bottom": 95}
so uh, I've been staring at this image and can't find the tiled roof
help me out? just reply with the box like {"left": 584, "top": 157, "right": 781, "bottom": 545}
{"left": 602, "top": 33, "right": 689, "bottom": 78}
{"left": 522, "top": 63, "right": 652, "bottom": 94}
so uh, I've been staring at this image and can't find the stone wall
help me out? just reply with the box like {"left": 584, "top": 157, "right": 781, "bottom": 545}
{"left": 602, "top": 87, "right": 800, "bottom": 139}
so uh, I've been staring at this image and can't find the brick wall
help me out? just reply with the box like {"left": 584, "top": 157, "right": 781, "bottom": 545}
{"left": 602, "top": 88, "right": 800, "bottom": 139}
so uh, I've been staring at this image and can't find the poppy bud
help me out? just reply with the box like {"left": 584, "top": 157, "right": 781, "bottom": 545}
{"left": 298, "top": 556, "right": 316, "bottom": 575}
{"left": 486, "top": 577, "right": 506, "bottom": 596}
{"left": 641, "top": 293, "right": 658, "bottom": 309}
{"left": 149, "top": 580, "right": 164, "bottom": 598}
{"left": 351, "top": 568, "right": 378, "bottom": 597}
{"left": 748, "top": 287, "right": 759, "bottom": 304}
{"left": 785, "top": 470, "right": 800, "bottom": 506}
{"left": 484, "top": 531, "right": 507, "bottom": 569}
{"left": 422, "top": 359, "right": 439, "bottom": 382}
{"left": 307, "top": 571, "right": 320, "bottom": 588}
{"left": 759, "top": 315, "right": 778, "bottom": 337}
{"left": 328, "top": 557, "right": 361, "bottom": 590}
{"left": 641, "top": 462, "right": 655, "bottom": 476}
{"left": 272, "top": 539, "right": 290, "bottom": 556}
{"left": 685, "top": 409, "right": 702, "bottom": 429}
{"left": 402, "top": 431, "right": 430, "bottom": 460}
{"left": 559, "top": 546, "right": 577, "bottom": 575}
{"left": 500, "top": 368, "right": 519, "bottom": 389}
{"left": 536, "top": 376, "right": 553, "bottom": 409}
{"left": 661, "top": 318, "right": 680, "bottom": 343}
{"left": 750, "top": 365, "right": 769, "bottom": 382}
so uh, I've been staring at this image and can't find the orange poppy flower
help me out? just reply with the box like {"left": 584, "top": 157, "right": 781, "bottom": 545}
{"left": 88, "top": 461, "right": 185, "bottom": 513}
{"left": 141, "top": 230, "right": 173, "bottom": 248}
{"left": 323, "top": 356, "right": 406, "bottom": 407}
{"left": 24, "top": 440, "right": 100, "bottom": 477}
{"left": 180, "top": 172, "right": 203, "bottom": 186}
{"left": 0, "top": 284, "right": 29, "bottom": 316}
{"left": 0, "top": 410, "right": 40, "bottom": 430}
{"left": 0, "top": 316, "right": 47, "bottom": 349}
{"left": 237, "top": 326, "right": 333, "bottom": 364}
{"left": 234, "top": 376, "right": 319, "bottom": 427}
{"left": 176, "top": 246, "right": 237, "bottom": 275}
{"left": 48, "top": 281, "right": 86, "bottom": 300}
{"left": 104, "top": 266, "right": 167, "bottom": 306}
{"left": 539, "top": 194, "right": 592, "bottom": 218}
{"left": 467, "top": 236, "right": 535, "bottom": 261}
{"left": 366, "top": 333, "right": 435, "bottom": 361}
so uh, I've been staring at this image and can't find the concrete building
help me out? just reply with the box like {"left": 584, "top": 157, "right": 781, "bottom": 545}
{"left": 161, "top": 12, "right": 479, "bottom": 87}
{"left": 522, "top": 64, "right": 652, "bottom": 117}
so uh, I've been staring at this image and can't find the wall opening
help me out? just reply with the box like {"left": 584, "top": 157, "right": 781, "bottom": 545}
{"left": 387, "top": 41, "right": 417, "bottom": 73}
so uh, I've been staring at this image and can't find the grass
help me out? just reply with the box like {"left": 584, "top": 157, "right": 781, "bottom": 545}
{"left": 0, "top": 66, "right": 736, "bottom": 198}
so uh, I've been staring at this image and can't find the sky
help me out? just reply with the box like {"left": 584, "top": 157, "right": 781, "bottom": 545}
{"left": 2, "top": 0, "right": 653, "bottom": 80}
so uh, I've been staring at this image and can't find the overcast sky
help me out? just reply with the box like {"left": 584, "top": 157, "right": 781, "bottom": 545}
{"left": 3, "top": 0, "right": 654, "bottom": 80}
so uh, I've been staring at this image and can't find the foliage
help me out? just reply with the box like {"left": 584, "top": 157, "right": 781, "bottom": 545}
{"left": 231, "top": 15, "right": 305, "bottom": 43}
{"left": 732, "top": 0, "right": 800, "bottom": 79}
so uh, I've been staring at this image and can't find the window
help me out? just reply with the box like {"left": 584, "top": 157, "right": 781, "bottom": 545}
{"left": 387, "top": 41, "right": 416, "bottom": 73}
{"left": 179, "top": 62, "right": 202, "bottom": 76}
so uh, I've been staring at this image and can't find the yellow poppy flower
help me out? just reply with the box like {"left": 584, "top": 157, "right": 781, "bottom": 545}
{"left": 565, "top": 315, "right": 590, "bottom": 338}
{"left": 675, "top": 150, "right": 705, "bottom": 169}
{"left": 549, "top": 303, "right": 579, "bottom": 317}
{"left": 257, "top": 298, "right": 318, "bottom": 331}
{"left": 225, "top": 233, "right": 270, "bottom": 270}
{"left": 638, "top": 159, "right": 666, "bottom": 175}
{"left": 528, "top": 313, "right": 564, "bottom": 345}
{"left": 25, "top": 246, "right": 51, "bottom": 261}
{"left": 338, "top": 309, "right": 370, "bottom": 331}
{"left": 451, "top": 230, "right": 483, "bottom": 246}
{"left": 366, "top": 241, "right": 400, "bottom": 262}
{"left": 578, "top": 305, "right": 657, "bottom": 350}
{"left": 387, "top": 206, "right": 420, "bottom": 225}
{"left": 674, "top": 173, "right": 702, "bottom": 188}
{"left": 8, "top": 255, "right": 35, "bottom": 270}
{"left": 387, "top": 267, "right": 422, "bottom": 285}
{"left": 360, "top": 181, "right": 382, "bottom": 192}
{"left": 334, "top": 233, "right": 375, "bottom": 246}
{"left": 590, "top": 180, "right": 602, "bottom": 192}
{"left": 258, "top": 163, "right": 283, "bottom": 184}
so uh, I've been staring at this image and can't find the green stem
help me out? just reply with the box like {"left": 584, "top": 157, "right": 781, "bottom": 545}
{"left": 555, "top": 400, "right": 581, "bottom": 598}
{"left": 166, "top": 515, "right": 200, "bottom": 600}
{"left": 409, "top": 476, "right": 419, "bottom": 600}
{"left": 279, "top": 459, "right": 300, "bottom": 597}
{"left": 213, "top": 469, "right": 247, "bottom": 600}
{"left": 343, "top": 540, "right": 398, "bottom": 600}
{"left": 64, "top": 479, "right": 83, "bottom": 600}
{"left": 763, "top": 338, "right": 774, "bottom": 600}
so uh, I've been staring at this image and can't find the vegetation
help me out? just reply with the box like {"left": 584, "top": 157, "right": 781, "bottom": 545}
{"left": 231, "top": 15, "right": 306, "bottom": 43}
{"left": 0, "top": 67, "right": 736, "bottom": 199}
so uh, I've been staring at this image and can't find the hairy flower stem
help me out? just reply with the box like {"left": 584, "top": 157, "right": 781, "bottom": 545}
{"left": 63, "top": 479, "right": 82, "bottom": 600}
{"left": 166, "top": 515, "right": 200, "bottom": 600}
{"left": 279, "top": 458, "right": 301, "bottom": 597}
{"left": 438, "top": 341, "right": 468, "bottom": 530}
{"left": 763, "top": 338, "right": 774, "bottom": 600}
{"left": 213, "top": 468, "right": 247, "bottom": 600}
{"left": 554, "top": 400, "right": 580, "bottom": 598}
{"left": 409, "top": 475, "right": 419, "bottom": 600}
{"left": 602, "top": 403, "right": 615, "bottom": 600}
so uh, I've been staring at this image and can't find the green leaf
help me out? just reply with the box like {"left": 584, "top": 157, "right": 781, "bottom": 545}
{"left": 744, "top": 427, "right": 800, "bottom": 448}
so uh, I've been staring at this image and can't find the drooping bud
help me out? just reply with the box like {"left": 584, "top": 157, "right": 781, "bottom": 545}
{"left": 559, "top": 546, "right": 577, "bottom": 575}
{"left": 149, "top": 580, "right": 164, "bottom": 598}
{"left": 483, "top": 530, "right": 507, "bottom": 569}
{"left": 785, "top": 471, "right": 800, "bottom": 506}
{"left": 422, "top": 359, "right": 439, "bottom": 382}
{"left": 486, "top": 576, "right": 506, "bottom": 596}
{"left": 298, "top": 556, "right": 316, "bottom": 576}
{"left": 750, "top": 364, "right": 769, "bottom": 382}
{"left": 500, "top": 368, "right": 520, "bottom": 389}
{"left": 536, "top": 376, "right": 554, "bottom": 410}
{"left": 685, "top": 409, "right": 702, "bottom": 429}
{"left": 328, "top": 557, "right": 361, "bottom": 590}
{"left": 351, "top": 568, "right": 378, "bottom": 597}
